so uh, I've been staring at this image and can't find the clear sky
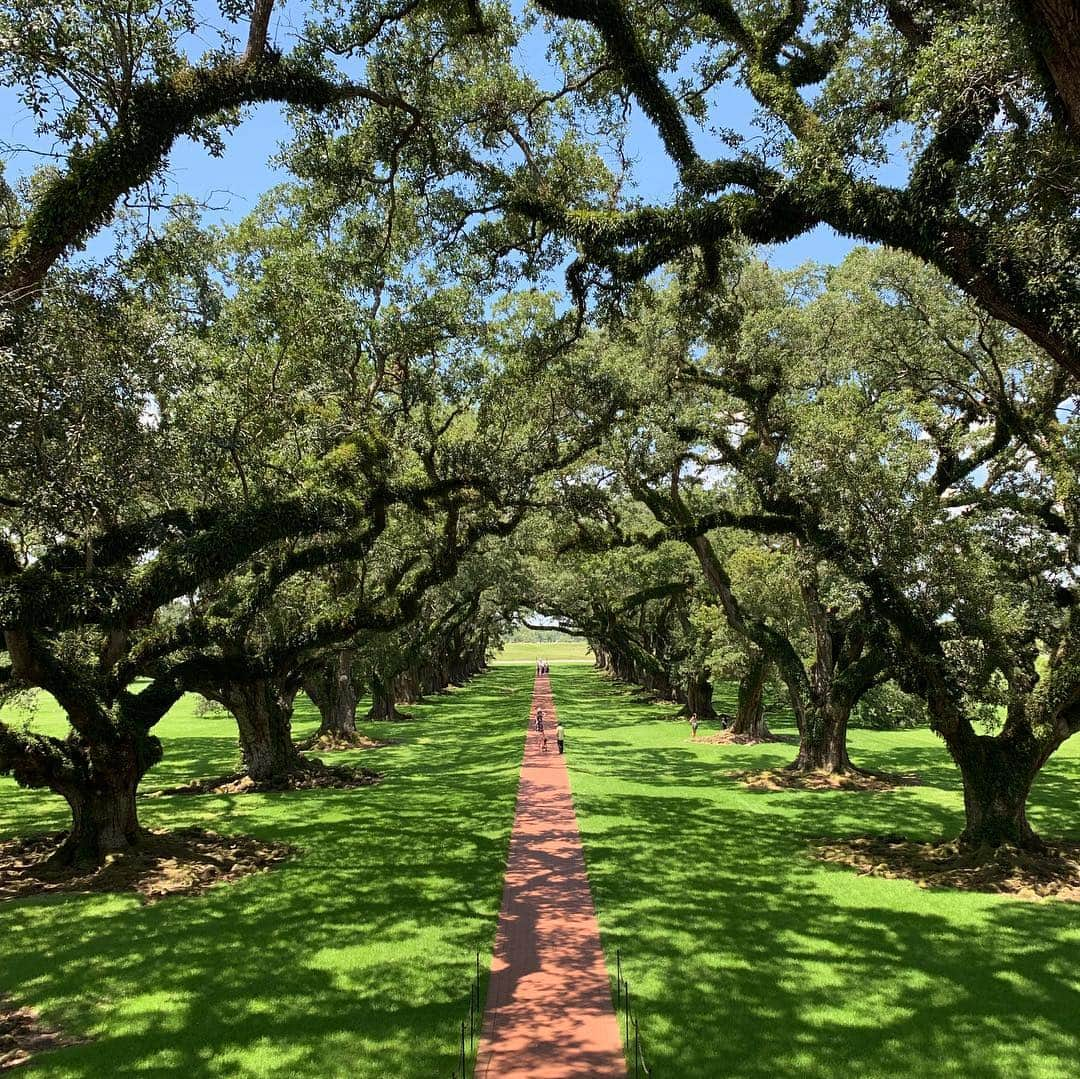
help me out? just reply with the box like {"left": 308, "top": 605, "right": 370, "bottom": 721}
{"left": 0, "top": 4, "right": 859, "bottom": 271}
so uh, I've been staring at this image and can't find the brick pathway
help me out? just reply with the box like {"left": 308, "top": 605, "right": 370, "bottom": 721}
{"left": 475, "top": 670, "right": 625, "bottom": 1078}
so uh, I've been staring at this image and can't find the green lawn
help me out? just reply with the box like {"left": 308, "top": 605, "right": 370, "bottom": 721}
{"left": 0, "top": 669, "right": 530, "bottom": 1077}
{"left": 554, "top": 664, "right": 1080, "bottom": 1079}
{"left": 7, "top": 663, "right": 1080, "bottom": 1078}
{"left": 492, "top": 640, "right": 592, "bottom": 665}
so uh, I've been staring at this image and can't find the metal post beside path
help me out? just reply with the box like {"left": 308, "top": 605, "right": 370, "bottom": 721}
{"left": 613, "top": 946, "right": 652, "bottom": 1077}
{"left": 452, "top": 948, "right": 483, "bottom": 1079}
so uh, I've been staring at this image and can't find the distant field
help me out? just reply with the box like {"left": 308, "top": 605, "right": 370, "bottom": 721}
{"left": 493, "top": 640, "right": 593, "bottom": 665}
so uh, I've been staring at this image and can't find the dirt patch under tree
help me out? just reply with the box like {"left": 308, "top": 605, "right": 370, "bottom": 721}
{"left": 295, "top": 732, "right": 398, "bottom": 753}
{"left": 1, "top": 994, "right": 85, "bottom": 1071}
{"left": 696, "top": 730, "right": 796, "bottom": 747}
{"left": 729, "top": 768, "right": 920, "bottom": 793}
{"left": 814, "top": 834, "right": 1080, "bottom": 900}
{"left": 150, "top": 761, "right": 381, "bottom": 796}
{"left": 0, "top": 828, "right": 296, "bottom": 904}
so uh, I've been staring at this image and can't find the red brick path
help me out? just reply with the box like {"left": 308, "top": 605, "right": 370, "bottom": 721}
{"left": 475, "top": 671, "right": 625, "bottom": 1078}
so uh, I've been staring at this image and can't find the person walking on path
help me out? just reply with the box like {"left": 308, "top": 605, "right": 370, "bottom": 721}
{"left": 533, "top": 709, "right": 546, "bottom": 753}
{"left": 555, "top": 721, "right": 565, "bottom": 755}
{"left": 690, "top": 712, "right": 699, "bottom": 738}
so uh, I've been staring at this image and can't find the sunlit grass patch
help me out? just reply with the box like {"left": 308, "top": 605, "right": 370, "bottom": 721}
{"left": 492, "top": 640, "right": 592, "bottom": 664}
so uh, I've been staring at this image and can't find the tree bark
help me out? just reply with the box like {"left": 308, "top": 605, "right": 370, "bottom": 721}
{"left": 223, "top": 680, "right": 306, "bottom": 784}
{"left": 643, "top": 669, "right": 675, "bottom": 699}
{"left": 396, "top": 671, "right": 422, "bottom": 703}
{"left": 422, "top": 663, "right": 440, "bottom": 695}
{"left": 39, "top": 720, "right": 163, "bottom": 866}
{"left": 54, "top": 768, "right": 142, "bottom": 865}
{"left": 731, "top": 652, "right": 771, "bottom": 739}
{"left": 789, "top": 701, "right": 853, "bottom": 772}
{"left": 367, "top": 674, "right": 409, "bottom": 721}
{"left": 1025, "top": 1, "right": 1080, "bottom": 134}
{"left": 950, "top": 733, "right": 1047, "bottom": 851}
{"left": 686, "top": 672, "right": 717, "bottom": 720}
{"left": 304, "top": 651, "right": 360, "bottom": 739}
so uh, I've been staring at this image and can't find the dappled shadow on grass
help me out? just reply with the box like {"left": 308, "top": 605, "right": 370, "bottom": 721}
{"left": 847, "top": 743, "right": 960, "bottom": 792}
{"left": 0, "top": 668, "right": 533, "bottom": 1077}
{"left": 552, "top": 665, "right": 1080, "bottom": 1079}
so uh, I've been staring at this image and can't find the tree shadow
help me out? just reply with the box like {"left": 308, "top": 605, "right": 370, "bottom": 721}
{"left": 551, "top": 665, "right": 1080, "bottom": 1079}
{"left": 0, "top": 669, "right": 531, "bottom": 1077}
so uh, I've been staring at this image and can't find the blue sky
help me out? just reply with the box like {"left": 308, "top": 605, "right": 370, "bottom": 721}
{"left": 0, "top": 4, "right": 858, "bottom": 270}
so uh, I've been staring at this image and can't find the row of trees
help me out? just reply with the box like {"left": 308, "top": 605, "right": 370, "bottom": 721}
{"left": 531, "top": 245, "right": 1076, "bottom": 852}
{"left": 0, "top": 133, "right": 613, "bottom": 861}
{"left": 1, "top": 0, "right": 1077, "bottom": 870}
{"left": 523, "top": 2, "right": 1078, "bottom": 855}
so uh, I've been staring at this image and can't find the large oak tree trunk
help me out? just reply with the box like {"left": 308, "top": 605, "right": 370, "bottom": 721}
{"left": 55, "top": 772, "right": 141, "bottom": 865}
{"left": 1026, "top": 1, "right": 1080, "bottom": 134}
{"left": 304, "top": 651, "right": 359, "bottom": 739}
{"left": 466, "top": 641, "right": 487, "bottom": 677}
{"left": 641, "top": 668, "right": 674, "bottom": 699}
{"left": 396, "top": 671, "right": 422, "bottom": 703}
{"left": 318, "top": 684, "right": 358, "bottom": 739}
{"left": 367, "top": 675, "right": 409, "bottom": 721}
{"left": 49, "top": 727, "right": 163, "bottom": 865}
{"left": 225, "top": 681, "right": 306, "bottom": 784}
{"left": 731, "top": 652, "right": 771, "bottom": 739}
{"left": 950, "top": 734, "right": 1047, "bottom": 851}
{"left": 789, "top": 701, "right": 853, "bottom": 773}
{"left": 421, "top": 663, "right": 441, "bottom": 696}
{"left": 686, "top": 672, "right": 717, "bottom": 720}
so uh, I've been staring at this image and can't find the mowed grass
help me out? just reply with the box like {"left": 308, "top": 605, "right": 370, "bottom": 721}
{"left": 554, "top": 664, "right": 1080, "bottom": 1079}
{"left": 0, "top": 668, "right": 531, "bottom": 1077}
{"left": 492, "top": 640, "right": 592, "bottom": 665}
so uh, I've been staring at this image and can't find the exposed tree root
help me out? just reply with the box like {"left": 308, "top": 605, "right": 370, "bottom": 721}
{"left": 814, "top": 835, "right": 1080, "bottom": 900}
{"left": 729, "top": 767, "right": 920, "bottom": 792}
{"left": 1, "top": 993, "right": 85, "bottom": 1070}
{"left": 372, "top": 710, "right": 414, "bottom": 723}
{"left": 0, "top": 828, "right": 295, "bottom": 904}
{"left": 294, "top": 731, "right": 397, "bottom": 753}
{"left": 149, "top": 761, "right": 381, "bottom": 796}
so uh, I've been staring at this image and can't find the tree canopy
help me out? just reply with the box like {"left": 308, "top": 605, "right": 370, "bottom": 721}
{"left": 1, "top": 0, "right": 1077, "bottom": 871}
